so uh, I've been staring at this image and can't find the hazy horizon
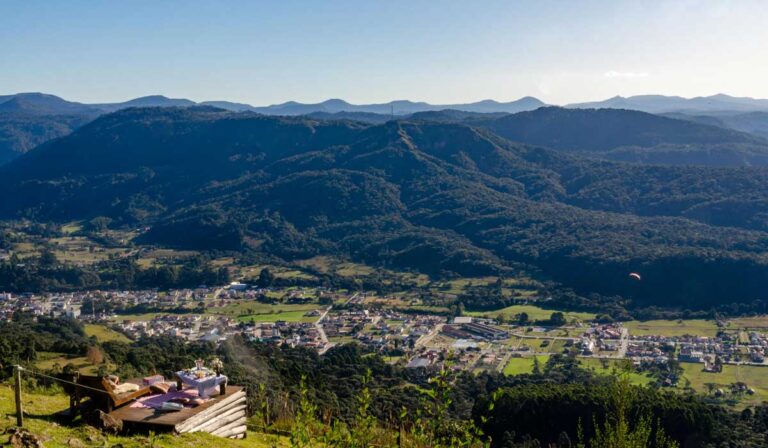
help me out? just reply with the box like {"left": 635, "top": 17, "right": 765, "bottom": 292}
{"left": 3, "top": 0, "right": 768, "bottom": 105}
{"left": 5, "top": 90, "right": 768, "bottom": 109}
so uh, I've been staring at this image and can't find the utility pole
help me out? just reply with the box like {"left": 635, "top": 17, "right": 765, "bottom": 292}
{"left": 14, "top": 365, "right": 23, "bottom": 427}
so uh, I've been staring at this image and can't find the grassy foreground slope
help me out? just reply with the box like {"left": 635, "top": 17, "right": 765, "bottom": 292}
{"left": 0, "top": 385, "right": 280, "bottom": 447}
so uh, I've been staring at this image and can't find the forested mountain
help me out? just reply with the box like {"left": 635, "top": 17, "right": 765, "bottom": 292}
{"left": 668, "top": 111, "right": 768, "bottom": 140}
{"left": 0, "top": 94, "right": 98, "bottom": 163}
{"left": 477, "top": 107, "right": 768, "bottom": 166}
{"left": 0, "top": 92, "right": 100, "bottom": 115}
{"left": 0, "top": 113, "right": 94, "bottom": 164}
{"left": 5, "top": 107, "right": 768, "bottom": 309}
{"left": 0, "top": 93, "right": 100, "bottom": 164}
{"left": 0, "top": 93, "right": 545, "bottom": 164}
{"left": 305, "top": 107, "right": 768, "bottom": 166}
{"left": 94, "top": 95, "right": 197, "bottom": 112}
{"left": 303, "top": 109, "right": 508, "bottom": 125}
{"left": 5, "top": 91, "right": 768, "bottom": 167}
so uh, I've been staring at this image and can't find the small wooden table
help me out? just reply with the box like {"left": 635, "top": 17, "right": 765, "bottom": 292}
{"left": 175, "top": 369, "right": 228, "bottom": 398}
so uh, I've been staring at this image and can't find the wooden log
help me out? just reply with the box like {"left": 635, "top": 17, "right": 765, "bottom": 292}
{"left": 199, "top": 412, "right": 247, "bottom": 436}
{"left": 210, "top": 416, "right": 246, "bottom": 435}
{"left": 175, "top": 395, "right": 246, "bottom": 433}
{"left": 174, "top": 390, "right": 245, "bottom": 431}
{"left": 210, "top": 418, "right": 247, "bottom": 437}
{"left": 185, "top": 404, "right": 246, "bottom": 433}
{"left": 218, "top": 425, "right": 247, "bottom": 439}
{"left": 174, "top": 391, "right": 246, "bottom": 433}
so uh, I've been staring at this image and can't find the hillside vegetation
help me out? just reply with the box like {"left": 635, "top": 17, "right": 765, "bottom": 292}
{"left": 477, "top": 106, "right": 768, "bottom": 166}
{"left": 6, "top": 108, "right": 768, "bottom": 310}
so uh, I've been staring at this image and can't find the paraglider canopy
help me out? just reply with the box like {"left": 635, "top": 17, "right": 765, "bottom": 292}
{"left": 628, "top": 272, "right": 642, "bottom": 281}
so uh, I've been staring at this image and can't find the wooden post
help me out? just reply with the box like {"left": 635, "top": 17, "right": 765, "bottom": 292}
{"left": 14, "top": 365, "right": 23, "bottom": 427}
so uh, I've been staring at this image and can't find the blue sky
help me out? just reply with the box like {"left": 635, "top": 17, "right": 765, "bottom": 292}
{"left": 2, "top": 0, "right": 767, "bottom": 105}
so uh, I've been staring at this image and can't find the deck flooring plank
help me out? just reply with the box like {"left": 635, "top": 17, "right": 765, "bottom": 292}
{"left": 108, "top": 386, "right": 245, "bottom": 430}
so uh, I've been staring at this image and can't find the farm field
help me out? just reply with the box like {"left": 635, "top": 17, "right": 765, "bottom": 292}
{"left": 237, "top": 310, "right": 319, "bottom": 323}
{"left": 238, "top": 264, "right": 317, "bottom": 281}
{"left": 33, "top": 352, "right": 107, "bottom": 375}
{"left": 467, "top": 304, "right": 596, "bottom": 322}
{"left": 111, "top": 312, "right": 169, "bottom": 322}
{"left": 208, "top": 301, "right": 320, "bottom": 317}
{"left": 679, "top": 362, "right": 768, "bottom": 408}
{"left": 502, "top": 355, "right": 550, "bottom": 375}
{"left": 50, "top": 236, "right": 128, "bottom": 264}
{"left": 578, "top": 358, "right": 653, "bottom": 386}
{"left": 624, "top": 319, "right": 719, "bottom": 337}
{"left": 517, "top": 337, "right": 567, "bottom": 354}
{"left": 726, "top": 315, "right": 768, "bottom": 330}
{"left": 136, "top": 248, "right": 199, "bottom": 268}
{"left": 294, "top": 256, "right": 431, "bottom": 286}
{"left": 84, "top": 324, "right": 132, "bottom": 343}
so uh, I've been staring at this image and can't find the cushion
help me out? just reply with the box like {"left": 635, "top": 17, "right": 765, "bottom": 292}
{"left": 113, "top": 383, "right": 140, "bottom": 395}
{"left": 150, "top": 382, "right": 171, "bottom": 394}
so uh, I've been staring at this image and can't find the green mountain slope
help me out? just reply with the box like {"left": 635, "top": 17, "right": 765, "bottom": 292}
{"left": 478, "top": 107, "right": 768, "bottom": 166}
{"left": 5, "top": 108, "right": 768, "bottom": 309}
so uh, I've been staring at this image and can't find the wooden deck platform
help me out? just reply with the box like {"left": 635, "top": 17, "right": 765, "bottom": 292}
{"left": 108, "top": 386, "right": 247, "bottom": 439}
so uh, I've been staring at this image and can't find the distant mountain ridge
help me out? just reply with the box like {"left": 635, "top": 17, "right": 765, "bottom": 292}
{"left": 0, "top": 92, "right": 101, "bottom": 115}
{"left": 94, "top": 95, "right": 197, "bottom": 112}
{"left": 215, "top": 96, "right": 549, "bottom": 115}
{"left": 567, "top": 93, "right": 768, "bottom": 114}
{"left": 7, "top": 91, "right": 768, "bottom": 117}
{"left": 0, "top": 93, "right": 546, "bottom": 164}
{"left": 5, "top": 91, "right": 768, "bottom": 166}
{"left": 0, "top": 93, "right": 548, "bottom": 115}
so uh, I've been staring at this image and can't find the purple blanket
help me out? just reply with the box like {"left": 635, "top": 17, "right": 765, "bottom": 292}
{"left": 130, "top": 387, "right": 209, "bottom": 409}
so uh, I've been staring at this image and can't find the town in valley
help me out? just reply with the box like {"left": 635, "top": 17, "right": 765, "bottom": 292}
{"left": 4, "top": 277, "right": 768, "bottom": 407}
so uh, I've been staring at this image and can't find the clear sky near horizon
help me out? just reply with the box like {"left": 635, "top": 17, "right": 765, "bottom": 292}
{"left": 2, "top": 0, "right": 767, "bottom": 106}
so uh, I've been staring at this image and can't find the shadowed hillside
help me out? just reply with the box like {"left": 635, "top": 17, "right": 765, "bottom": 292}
{"left": 5, "top": 107, "right": 768, "bottom": 308}
{"left": 478, "top": 107, "right": 768, "bottom": 166}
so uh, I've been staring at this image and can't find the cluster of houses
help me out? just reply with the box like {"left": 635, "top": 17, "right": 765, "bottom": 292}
{"left": 674, "top": 336, "right": 739, "bottom": 364}
{"left": 625, "top": 340, "right": 671, "bottom": 364}
{"left": 406, "top": 348, "right": 444, "bottom": 369}
{"left": 0, "top": 292, "right": 83, "bottom": 320}
{"left": 579, "top": 324, "right": 623, "bottom": 355}
{"left": 322, "top": 309, "right": 443, "bottom": 352}
{"left": 0, "top": 287, "right": 222, "bottom": 322}
{"left": 248, "top": 321, "right": 325, "bottom": 350}
{"left": 322, "top": 309, "right": 374, "bottom": 338}
{"left": 746, "top": 332, "right": 767, "bottom": 363}
{"left": 117, "top": 314, "right": 237, "bottom": 342}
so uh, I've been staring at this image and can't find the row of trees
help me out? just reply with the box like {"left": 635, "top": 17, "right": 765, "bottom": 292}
{"left": 0, "top": 255, "right": 230, "bottom": 293}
